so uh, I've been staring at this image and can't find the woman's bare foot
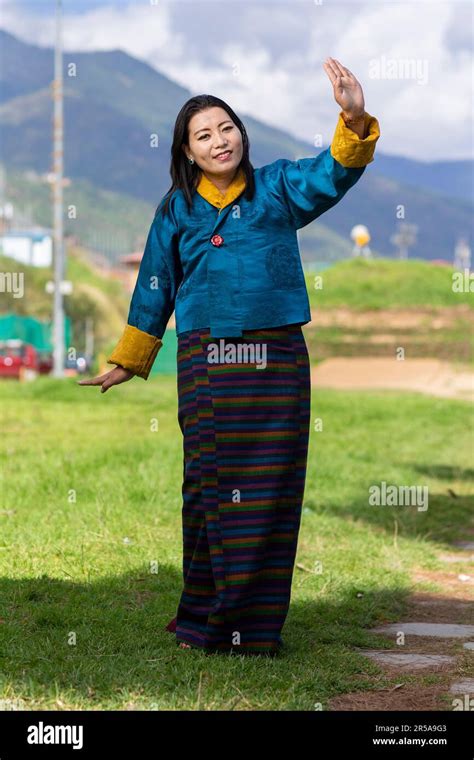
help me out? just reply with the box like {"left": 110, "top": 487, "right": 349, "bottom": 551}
{"left": 178, "top": 642, "right": 191, "bottom": 649}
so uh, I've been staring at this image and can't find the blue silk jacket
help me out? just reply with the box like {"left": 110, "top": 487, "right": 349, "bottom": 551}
{"left": 108, "top": 110, "right": 380, "bottom": 378}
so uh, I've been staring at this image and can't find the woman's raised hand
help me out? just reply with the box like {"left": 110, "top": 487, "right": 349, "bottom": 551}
{"left": 323, "top": 57, "right": 365, "bottom": 117}
{"left": 77, "top": 365, "right": 135, "bottom": 393}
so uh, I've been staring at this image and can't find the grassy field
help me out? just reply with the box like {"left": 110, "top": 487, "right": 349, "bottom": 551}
{"left": 305, "top": 257, "right": 472, "bottom": 309}
{"left": 303, "top": 258, "right": 473, "bottom": 363}
{"left": 0, "top": 374, "right": 472, "bottom": 711}
{"left": 2, "top": 254, "right": 472, "bottom": 371}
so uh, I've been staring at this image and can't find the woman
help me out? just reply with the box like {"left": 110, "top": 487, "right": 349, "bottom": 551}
{"left": 80, "top": 58, "right": 380, "bottom": 655}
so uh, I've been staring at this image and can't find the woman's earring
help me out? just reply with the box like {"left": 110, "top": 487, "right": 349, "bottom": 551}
{"left": 188, "top": 157, "right": 194, "bottom": 165}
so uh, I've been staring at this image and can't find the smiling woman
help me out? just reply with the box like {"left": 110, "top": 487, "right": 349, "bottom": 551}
{"left": 79, "top": 58, "right": 380, "bottom": 655}
{"left": 185, "top": 111, "right": 244, "bottom": 193}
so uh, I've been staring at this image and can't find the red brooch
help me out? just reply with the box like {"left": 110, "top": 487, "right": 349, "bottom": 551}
{"left": 210, "top": 234, "right": 224, "bottom": 247}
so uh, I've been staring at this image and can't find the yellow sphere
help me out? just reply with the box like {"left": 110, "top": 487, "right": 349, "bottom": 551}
{"left": 351, "top": 224, "right": 371, "bottom": 247}
{"left": 355, "top": 232, "right": 370, "bottom": 246}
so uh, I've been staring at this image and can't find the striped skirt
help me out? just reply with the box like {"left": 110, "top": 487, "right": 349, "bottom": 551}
{"left": 168, "top": 323, "right": 311, "bottom": 655}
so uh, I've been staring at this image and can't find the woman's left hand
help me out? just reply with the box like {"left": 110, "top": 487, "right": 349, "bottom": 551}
{"left": 323, "top": 57, "right": 365, "bottom": 117}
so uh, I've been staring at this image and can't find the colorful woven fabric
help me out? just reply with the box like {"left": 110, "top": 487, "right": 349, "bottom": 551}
{"left": 168, "top": 323, "right": 311, "bottom": 655}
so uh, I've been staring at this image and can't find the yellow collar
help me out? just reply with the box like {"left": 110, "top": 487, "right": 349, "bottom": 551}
{"left": 196, "top": 166, "right": 246, "bottom": 211}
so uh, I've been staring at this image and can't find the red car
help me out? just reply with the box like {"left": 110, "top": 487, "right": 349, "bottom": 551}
{"left": 0, "top": 340, "right": 39, "bottom": 380}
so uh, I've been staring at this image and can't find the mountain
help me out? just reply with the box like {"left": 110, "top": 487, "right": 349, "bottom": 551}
{"left": 371, "top": 153, "right": 473, "bottom": 204}
{"left": 0, "top": 28, "right": 472, "bottom": 264}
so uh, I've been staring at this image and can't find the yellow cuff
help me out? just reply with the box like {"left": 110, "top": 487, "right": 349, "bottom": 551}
{"left": 330, "top": 111, "right": 381, "bottom": 168}
{"left": 107, "top": 324, "right": 163, "bottom": 380}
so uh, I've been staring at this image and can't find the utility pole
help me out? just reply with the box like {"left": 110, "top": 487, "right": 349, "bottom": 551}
{"left": 52, "top": 0, "right": 65, "bottom": 377}
{"left": 453, "top": 237, "right": 471, "bottom": 272}
{"left": 390, "top": 223, "right": 418, "bottom": 260}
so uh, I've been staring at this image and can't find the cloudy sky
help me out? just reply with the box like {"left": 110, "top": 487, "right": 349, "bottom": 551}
{"left": 1, "top": 0, "right": 472, "bottom": 161}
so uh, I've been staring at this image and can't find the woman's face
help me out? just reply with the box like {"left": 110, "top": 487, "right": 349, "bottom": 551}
{"left": 183, "top": 106, "right": 243, "bottom": 179}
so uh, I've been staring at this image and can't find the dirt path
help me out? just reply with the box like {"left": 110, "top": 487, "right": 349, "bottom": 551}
{"left": 312, "top": 358, "right": 474, "bottom": 401}
{"left": 309, "top": 305, "right": 472, "bottom": 330}
{"left": 328, "top": 536, "right": 474, "bottom": 711}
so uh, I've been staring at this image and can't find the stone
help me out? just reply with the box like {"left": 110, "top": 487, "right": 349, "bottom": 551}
{"left": 439, "top": 554, "right": 473, "bottom": 563}
{"left": 449, "top": 679, "right": 474, "bottom": 694}
{"left": 370, "top": 623, "right": 474, "bottom": 638}
{"left": 359, "top": 650, "right": 455, "bottom": 670}
{"left": 415, "top": 600, "right": 469, "bottom": 608}
{"left": 453, "top": 541, "right": 474, "bottom": 551}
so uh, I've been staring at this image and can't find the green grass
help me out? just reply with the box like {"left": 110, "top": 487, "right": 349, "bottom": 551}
{"left": 305, "top": 257, "right": 473, "bottom": 309}
{"left": 0, "top": 376, "right": 472, "bottom": 710}
{"left": 303, "top": 326, "right": 474, "bottom": 364}
{"left": 302, "top": 258, "right": 474, "bottom": 363}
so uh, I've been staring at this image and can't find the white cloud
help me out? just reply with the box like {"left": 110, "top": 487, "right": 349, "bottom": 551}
{"left": 0, "top": 0, "right": 472, "bottom": 160}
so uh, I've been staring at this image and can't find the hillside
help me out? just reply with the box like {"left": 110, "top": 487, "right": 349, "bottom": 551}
{"left": 305, "top": 257, "right": 473, "bottom": 309}
{"left": 0, "top": 250, "right": 129, "bottom": 361}
{"left": 304, "top": 258, "right": 473, "bottom": 363}
{"left": 2, "top": 164, "right": 154, "bottom": 263}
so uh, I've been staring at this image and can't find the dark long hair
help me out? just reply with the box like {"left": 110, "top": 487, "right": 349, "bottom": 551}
{"left": 158, "top": 94, "right": 255, "bottom": 218}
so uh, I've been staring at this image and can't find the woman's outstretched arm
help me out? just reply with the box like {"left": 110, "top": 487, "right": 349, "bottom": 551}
{"left": 79, "top": 196, "right": 183, "bottom": 391}
{"left": 261, "top": 57, "right": 380, "bottom": 230}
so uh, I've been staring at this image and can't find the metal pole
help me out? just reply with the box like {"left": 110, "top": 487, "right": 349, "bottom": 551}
{"left": 52, "top": 0, "right": 64, "bottom": 377}
{"left": 85, "top": 316, "right": 94, "bottom": 363}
